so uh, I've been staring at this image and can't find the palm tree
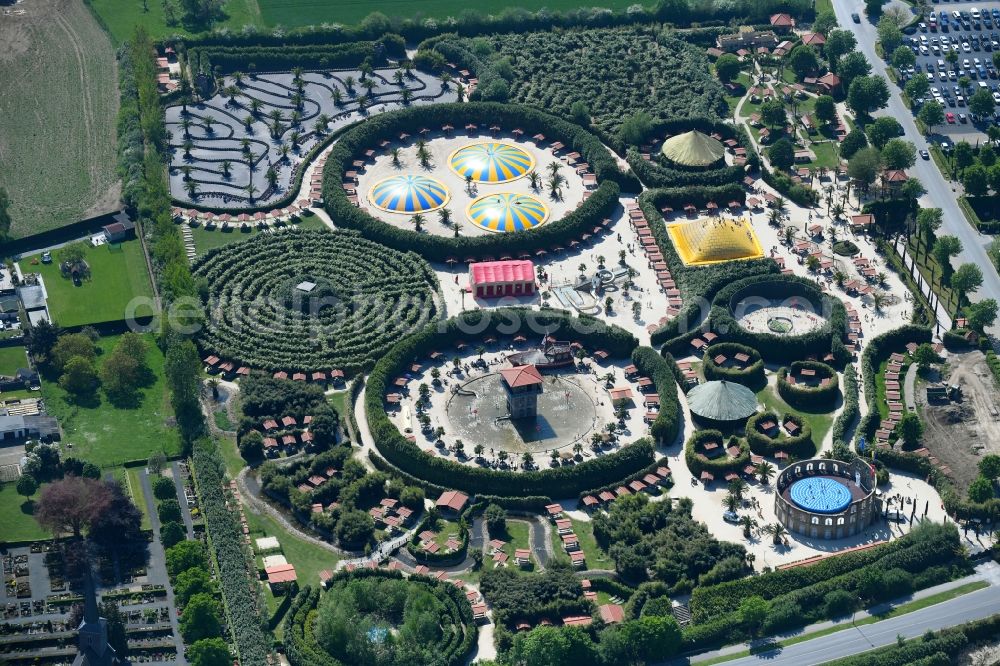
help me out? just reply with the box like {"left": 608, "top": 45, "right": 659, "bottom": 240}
{"left": 573, "top": 442, "right": 584, "bottom": 458}
{"left": 332, "top": 88, "right": 343, "bottom": 107}
{"left": 290, "top": 130, "right": 302, "bottom": 148}
{"left": 453, "top": 222, "right": 462, "bottom": 238}
{"left": 464, "top": 173, "right": 474, "bottom": 194}
{"left": 393, "top": 69, "right": 404, "bottom": 86}
{"left": 728, "top": 478, "right": 748, "bottom": 502}
{"left": 723, "top": 493, "right": 740, "bottom": 512}
{"left": 220, "top": 160, "right": 232, "bottom": 179}
{"left": 390, "top": 147, "right": 401, "bottom": 166}
{"left": 547, "top": 160, "right": 562, "bottom": 178}
{"left": 249, "top": 98, "right": 262, "bottom": 116}
{"left": 739, "top": 515, "right": 758, "bottom": 540}
{"left": 233, "top": 71, "right": 245, "bottom": 86}
{"left": 474, "top": 443, "right": 484, "bottom": 459}
{"left": 244, "top": 183, "right": 257, "bottom": 202}
{"left": 290, "top": 109, "right": 302, "bottom": 126}
{"left": 773, "top": 196, "right": 788, "bottom": 217}
{"left": 411, "top": 213, "right": 425, "bottom": 232}
{"left": 456, "top": 82, "right": 465, "bottom": 102}
{"left": 314, "top": 114, "right": 330, "bottom": 134}
{"left": 180, "top": 117, "right": 192, "bottom": 136}
{"left": 401, "top": 88, "right": 413, "bottom": 105}
{"left": 181, "top": 165, "right": 192, "bottom": 181}
{"left": 278, "top": 144, "right": 290, "bottom": 161}
{"left": 241, "top": 114, "right": 253, "bottom": 130}
{"left": 765, "top": 523, "right": 789, "bottom": 546}
{"left": 203, "top": 115, "right": 216, "bottom": 132}
{"left": 872, "top": 289, "right": 889, "bottom": 312}
{"left": 182, "top": 138, "right": 194, "bottom": 156}
{"left": 344, "top": 75, "right": 356, "bottom": 93}
{"left": 754, "top": 461, "right": 775, "bottom": 485}
{"left": 224, "top": 85, "right": 241, "bottom": 105}
{"left": 438, "top": 208, "right": 452, "bottom": 226}
{"left": 268, "top": 108, "right": 283, "bottom": 123}
{"left": 240, "top": 137, "right": 251, "bottom": 154}
{"left": 185, "top": 180, "right": 198, "bottom": 198}
{"left": 441, "top": 72, "right": 452, "bottom": 88}
{"left": 498, "top": 450, "right": 509, "bottom": 465}
{"left": 522, "top": 452, "right": 534, "bottom": 469}
{"left": 357, "top": 93, "right": 369, "bottom": 111}
{"left": 547, "top": 173, "right": 564, "bottom": 199}
{"left": 527, "top": 170, "right": 541, "bottom": 190}
{"left": 783, "top": 226, "right": 795, "bottom": 246}
{"left": 833, "top": 269, "right": 846, "bottom": 288}
{"left": 831, "top": 203, "right": 845, "bottom": 221}
{"left": 265, "top": 166, "right": 278, "bottom": 189}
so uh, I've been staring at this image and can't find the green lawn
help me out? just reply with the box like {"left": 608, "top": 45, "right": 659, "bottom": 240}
{"left": 87, "top": 0, "right": 261, "bottom": 44}
{"left": 571, "top": 518, "right": 614, "bottom": 569}
{"left": 807, "top": 141, "right": 841, "bottom": 170}
{"left": 0, "top": 346, "right": 28, "bottom": 376}
{"left": 720, "top": 71, "right": 752, "bottom": 117}
{"left": 186, "top": 213, "right": 328, "bottom": 258}
{"left": 327, "top": 391, "right": 349, "bottom": 419}
{"left": 244, "top": 509, "right": 340, "bottom": 589}
{"left": 124, "top": 466, "right": 154, "bottom": 531}
{"left": 31, "top": 240, "right": 154, "bottom": 327}
{"left": 756, "top": 384, "right": 835, "bottom": 449}
{"left": 905, "top": 237, "right": 960, "bottom": 315}
{"left": 0, "top": 481, "right": 50, "bottom": 543}
{"left": 218, "top": 433, "right": 246, "bottom": 480}
{"left": 41, "top": 333, "right": 181, "bottom": 468}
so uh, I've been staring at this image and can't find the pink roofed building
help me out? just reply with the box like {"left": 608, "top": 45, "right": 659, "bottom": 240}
{"left": 469, "top": 260, "right": 536, "bottom": 298}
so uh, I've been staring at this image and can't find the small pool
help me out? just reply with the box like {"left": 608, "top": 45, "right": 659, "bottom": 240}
{"left": 789, "top": 476, "right": 852, "bottom": 514}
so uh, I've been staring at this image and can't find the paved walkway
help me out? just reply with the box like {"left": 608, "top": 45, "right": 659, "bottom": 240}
{"left": 169, "top": 461, "right": 195, "bottom": 539}
{"left": 664, "top": 561, "right": 1000, "bottom": 666}
{"left": 904, "top": 363, "right": 918, "bottom": 412}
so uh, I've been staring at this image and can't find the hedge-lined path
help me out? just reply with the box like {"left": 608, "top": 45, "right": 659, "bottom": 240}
{"left": 169, "top": 461, "right": 196, "bottom": 539}
{"left": 904, "top": 363, "right": 918, "bottom": 412}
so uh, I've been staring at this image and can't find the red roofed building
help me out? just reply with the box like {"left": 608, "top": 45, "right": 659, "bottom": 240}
{"left": 469, "top": 260, "right": 535, "bottom": 298}
{"left": 265, "top": 563, "right": 297, "bottom": 589}
{"left": 816, "top": 72, "right": 841, "bottom": 92}
{"left": 770, "top": 13, "right": 794, "bottom": 30}
{"left": 436, "top": 490, "right": 470, "bottom": 513}
{"left": 801, "top": 32, "right": 826, "bottom": 47}
{"left": 499, "top": 364, "right": 543, "bottom": 418}
{"left": 599, "top": 604, "right": 625, "bottom": 624}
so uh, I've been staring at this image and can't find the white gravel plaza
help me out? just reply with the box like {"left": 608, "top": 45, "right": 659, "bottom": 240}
{"left": 385, "top": 348, "right": 653, "bottom": 470}
{"left": 734, "top": 303, "right": 827, "bottom": 336}
{"left": 355, "top": 133, "right": 586, "bottom": 237}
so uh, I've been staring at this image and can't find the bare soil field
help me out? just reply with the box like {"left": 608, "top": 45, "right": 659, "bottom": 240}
{"left": 917, "top": 350, "right": 1000, "bottom": 494}
{"left": 0, "top": 0, "right": 119, "bottom": 240}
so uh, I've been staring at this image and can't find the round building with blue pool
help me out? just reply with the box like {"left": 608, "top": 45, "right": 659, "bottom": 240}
{"left": 775, "top": 458, "right": 878, "bottom": 540}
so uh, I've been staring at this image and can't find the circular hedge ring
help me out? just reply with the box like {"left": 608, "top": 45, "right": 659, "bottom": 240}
{"left": 777, "top": 361, "right": 840, "bottom": 410}
{"left": 283, "top": 571, "right": 476, "bottom": 666}
{"left": 193, "top": 229, "right": 438, "bottom": 374}
{"left": 701, "top": 342, "right": 765, "bottom": 388}
{"left": 745, "top": 411, "right": 816, "bottom": 459}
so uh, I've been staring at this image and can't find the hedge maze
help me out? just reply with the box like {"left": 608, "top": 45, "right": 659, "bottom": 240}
{"left": 193, "top": 229, "right": 438, "bottom": 373}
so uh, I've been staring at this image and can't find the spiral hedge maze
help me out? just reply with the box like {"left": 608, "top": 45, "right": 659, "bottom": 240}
{"left": 777, "top": 361, "right": 840, "bottom": 410}
{"left": 745, "top": 411, "right": 815, "bottom": 459}
{"left": 282, "top": 572, "right": 476, "bottom": 666}
{"left": 701, "top": 342, "right": 765, "bottom": 389}
{"left": 192, "top": 229, "right": 438, "bottom": 374}
{"left": 323, "top": 102, "right": 634, "bottom": 262}
{"left": 366, "top": 308, "right": 664, "bottom": 497}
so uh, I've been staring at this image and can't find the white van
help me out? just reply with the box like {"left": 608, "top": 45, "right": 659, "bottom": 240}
{"left": 972, "top": 7, "right": 981, "bottom": 20}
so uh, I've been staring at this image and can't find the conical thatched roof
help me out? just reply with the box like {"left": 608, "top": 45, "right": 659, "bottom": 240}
{"left": 687, "top": 380, "right": 758, "bottom": 422}
{"left": 660, "top": 130, "right": 725, "bottom": 167}
{"left": 667, "top": 217, "right": 764, "bottom": 266}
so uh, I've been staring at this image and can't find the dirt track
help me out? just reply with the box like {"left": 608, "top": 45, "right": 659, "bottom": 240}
{"left": 917, "top": 350, "right": 1000, "bottom": 494}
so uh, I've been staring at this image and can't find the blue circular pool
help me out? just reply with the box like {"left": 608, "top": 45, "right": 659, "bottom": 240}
{"left": 789, "top": 477, "right": 852, "bottom": 514}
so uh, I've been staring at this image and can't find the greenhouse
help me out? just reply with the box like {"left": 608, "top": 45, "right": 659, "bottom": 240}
{"left": 466, "top": 193, "right": 549, "bottom": 233}
{"left": 368, "top": 174, "right": 450, "bottom": 213}
{"left": 449, "top": 142, "right": 535, "bottom": 183}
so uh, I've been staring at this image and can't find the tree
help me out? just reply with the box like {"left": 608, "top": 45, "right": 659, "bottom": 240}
{"left": 484, "top": 503, "right": 507, "bottom": 533}
{"left": 174, "top": 567, "right": 216, "bottom": 606}
{"left": 739, "top": 596, "right": 769, "bottom": 636}
{"left": 166, "top": 540, "right": 208, "bottom": 577}
{"left": 814, "top": 95, "right": 837, "bottom": 125}
{"left": 35, "top": 476, "right": 110, "bottom": 537}
{"left": 570, "top": 100, "right": 590, "bottom": 126}
{"left": 912, "top": 343, "right": 941, "bottom": 369}
{"left": 848, "top": 147, "right": 883, "bottom": 190}
{"left": 825, "top": 29, "right": 857, "bottom": 65}
{"left": 789, "top": 45, "right": 820, "bottom": 79}
{"left": 979, "top": 455, "right": 1000, "bottom": 480}
{"left": 50, "top": 333, "right": 96, "bottom": 372}
{"left": 877, "top": 15, "right": 904, "bottom": 53}
{"left": 152, "top": 475, "right": 176, "bottom": 501}
{"left": 88, "top": 480, "right": 143, "bottom": 551}
{"left": 754, "top": 461, "right": 775, "bottom": 484}
{"left": 510, "top": 625, "right": 598, "bottom": 666}
{"left": 619, "top": 111, "right": 652, "bottom": 146}
{"left": 0, "top": 187, "right": 10, "bottom": 240}
{"left": 760, "top": 98, "right": 787, "bottom": 129}
{"left": 968, "top": 475, "right": 995, "bottom": 503}
{"left": 715, "top": 53, "right": 741, "bottom": 82}
{"left": 188, "top": 638, "right": 230, "bottom": 666}
{"left": 840, "top": 129, "right": 869, "bottom": 160}
{"left": 965, "top": 298, "right": 998, "bottom": 332}
{"left": 847, "top": 75, "right": 890, "bottom": 117}
{"left": 336, "top": 510, "right": 374, "bottom": 547}
{"left": 963, "top": 164, "right": 990, "bottom": 196}
{"left": 767, "top": 138, "right": 795, "bottom": 171}
{"left": 905, "top": 73, "right": 931, "bottom": 103}
{"left": 954, "top": 141, "right": 976, "bottom": 172}
{"left": 867, "top": 117, "right": 904, "bottom": 149}
{"left": 896, "top": 412, "right": 924, "bottom": 447}
{"left": 26, "top": 319, "right": 61, "bottom": 363}
{"left": 917, "top": 100, "right": 945, "bottom": 135}
{"left": 917, "top": 208, "right": 943, "bottom": 243}
{"left": 891, "top": 45, "right": 916, "bottom": 70}
{"left": 932, "top": 235, "right": 962, "bottom": 280}
{"left": 60, "top": 356, "right": 99, "bottom": 396}
{"left": 951, "top": 263, "right": 984, "bottom": 306}
{"left": 161, "top": 521, "right": 186, "bottom": 548}
{"left": 100, "top": 333, "right": 150, "bottom": 405}
{"left": 970, "top": 88, "right": 996, "bottom": 118}
{"left": 180, "top": 593, "right": 222, "bottom": 642}
{"left": 824, "top": 589, "right": 858, "bottom": 617}
{"left": 882, "top": 138, "right": 917, "bottom": 170}
{"left": 900, "top": 177, "right": 926, "bottom": 202}
{"left": 601, "top": 616, "right": 682, "bottom": 664}
{"left": 980, "top": 145, "right": 997, "bottom": 168}
{"left": 158, "top": 498, "right": 182, "bottom": 524}
{"left": 16, "top": 473, "right": 38, "bottom": 501}
{"left": 837, "top": 51, "right": 872, "bottom": 85}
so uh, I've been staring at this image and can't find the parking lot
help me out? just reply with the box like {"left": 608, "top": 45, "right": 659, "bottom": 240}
{"left": 898, "top": 2, "right": 1000, "bottom": 142}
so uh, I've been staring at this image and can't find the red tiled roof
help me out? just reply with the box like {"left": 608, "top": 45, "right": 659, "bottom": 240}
{"left": 499, "top": 364, "right": 543, "bottom": 388}
{"left": 599, "top": 604, "right": 625, "bottom": 624}
{"left": 265, "top": 564, "right": 297, "bottom": 584}
{"left": 436, "top": 490, "right": 470, "bottom": 512}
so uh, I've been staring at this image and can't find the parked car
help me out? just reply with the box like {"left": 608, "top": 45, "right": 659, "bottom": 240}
{"left": 723, "top": 511, "right": 740, "bottom": 524}
{"left": 947, "top": 112, "right": 957, "bottom": 122}
{"left": 920, "top": 149, "right": 931, "bottom": 160}
{"left": 40, "top": 252, "right": 52, "bottom": 263}
{"left": 852, "top": 12, "right": 860, "bottom": 23}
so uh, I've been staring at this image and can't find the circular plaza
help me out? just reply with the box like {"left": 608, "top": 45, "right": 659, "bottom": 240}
{"left": 355, "top": 132, "right": 586, "bottom": 237}
{"left": 733, "top": 301, "right": 827, "bottom": 336}
{"left": 774, "top": 458, "right": 878, "bottom": 540}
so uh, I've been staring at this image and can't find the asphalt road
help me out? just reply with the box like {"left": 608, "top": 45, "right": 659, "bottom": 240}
{"left": 833, "top": 0, "right": 1000, "bottom": 335}
{"left": 707, "top": 583, "right": 1000, "bottom": 665}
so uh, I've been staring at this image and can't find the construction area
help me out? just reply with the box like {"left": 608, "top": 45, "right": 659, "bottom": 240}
{"left": 917, "top": 350, "right": 1000, "bottom": 494}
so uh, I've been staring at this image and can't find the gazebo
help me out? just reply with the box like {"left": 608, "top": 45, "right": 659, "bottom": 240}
{"left": 660, "top": 130, "right": 726, "bottom": 168}
{"left": 686, "top": 380, "right": 758, "bottom": 426}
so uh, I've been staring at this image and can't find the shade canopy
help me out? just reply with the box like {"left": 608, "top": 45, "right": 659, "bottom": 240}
{"left": 660, "top": 130, "right": 725, "bottom": 167}
{"left": 467, "top": 192, "right": 549, "bottom": 233}
{"left": 449, "top": 142, "right": 535, "bottom": 183}
{"left": 686, "top": 380, "right": 758, "bottom": 422}
{"left": 369, "top": 174, "right": 450, "bottom": 213}
{"left": 667, "top": 217, "right": 764, "bottom": 266}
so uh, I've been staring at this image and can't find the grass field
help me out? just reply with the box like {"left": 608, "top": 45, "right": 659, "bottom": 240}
{"left": 41, "top": 333, "right": 182, "bottom": 468}
{"left": 88, "top": 0, "right": 647, "bottom": 44}
{"left": 0, "top": 0, "right": 119, "bottom": 239}
{"left": 30, "top": 240, "right": 154, "bottom": 327}
{"left": 186, "top": 213, "right": 328, "bottom": 257}
{"left": 124, "top": 466, "right": 154, "bottom": 531}
{"left": 0, "top": 481, "right": 50, "bottom": 543}
{"left": 0, "top": 346, "right": 28, "bottom": 376}
{"left": 245, "top": 509, "right": 340, "bottom": 589}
